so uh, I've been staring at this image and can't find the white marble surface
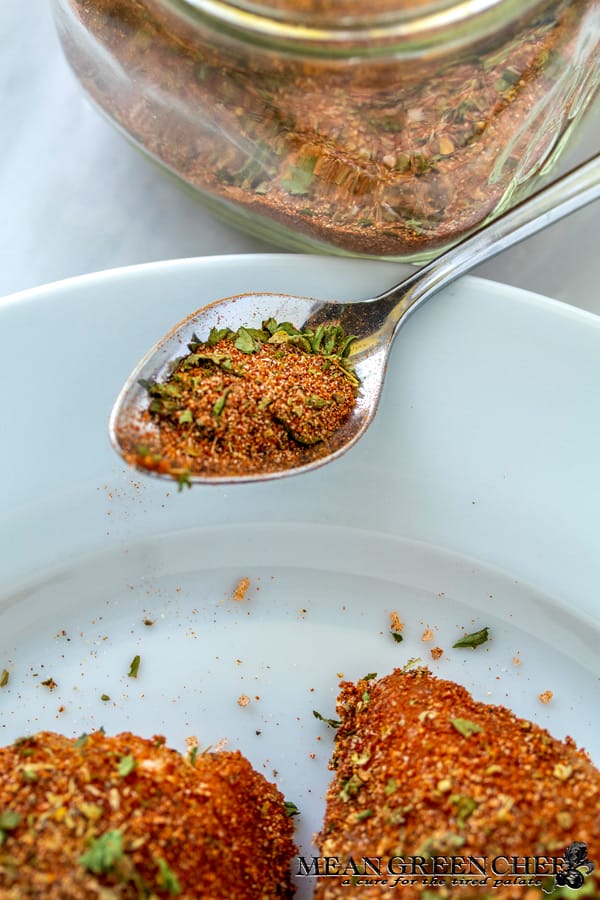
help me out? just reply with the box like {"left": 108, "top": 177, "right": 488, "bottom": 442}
{"left": 2, "top": 0, "right": 599, "bottom": 311}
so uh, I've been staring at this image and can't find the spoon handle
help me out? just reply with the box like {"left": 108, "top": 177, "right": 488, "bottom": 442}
{"left": 379, "top": 154, "right": 600, "bottom": 335}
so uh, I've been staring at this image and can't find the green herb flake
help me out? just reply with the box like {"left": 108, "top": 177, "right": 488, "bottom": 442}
{"left": 177, "top": 409, "right": 193, "bottom": 425}
{"left": 350, "top": 750, "right": 371, "bottom": 767}
{"left": 117, "top": 754, "right": 137, "bottom": 777}
{"left": 385, "top": 778, "right": 398, "bottom": 796}
{"left": 128, "top": 655, "right": 141, "bottom": 679}
{"left": 450, "top": 718, "right": 483, "bottom": 738}
{"left": 305, "top": 395, "right": 329, "bottom": 410}
{"left": 0, "top": 810, "right": 21, "bottom": 832}
{"left": 74, "top": 733, "right": 89, "bottom": 748}
{"left": 156, "top": 857, "right": 182, "bottom": 896}
{"left": 101, "top": 694, "right": 111, "bottom": 702}
{"left": 313, "top": 710, "right": 341, "bottom": 729}
{"left": 206, "top": 326, "right": 234, "bottom": 346}
{"left": 339, "top": 773, "right": 364, "bottom": 802}
{"left": 212, "top": 387, "right": 232, "bottom": 417}
{"left": 391, "top": 631, "right": 404, "bottom": 643}
{"left": 79, "top": 830, "right": 124, "bottom": 874}
{"left": 281, "top": 155, "right": 317, "bottom": 196}
{"left": 361, "top": 673, "right": 377, "bottom": 682}
{"left": 0, "top": 669, "right": 9, "bottom": 688}
{"left": 284, "top": 800, "right": 300, "bottom": 817}
{"left": 176, "top": 470, "right": 192, "bottom": 492}
{"left": 450, "top": 794, "right": 478, "bottom": 828}
{"left": 22, "top": 768, "right": 37, "bottom": 783}
{"left": 453, "top": 627, "right": 490, "bottom": 649}
{"left": 400, "top": 658, "right": 421, "bottom": 673}
{"left": 234, "top": 327, "right": 259, "bottom": 354}
{"left": 355, "top": 809, "right": 374, "bottom": 821}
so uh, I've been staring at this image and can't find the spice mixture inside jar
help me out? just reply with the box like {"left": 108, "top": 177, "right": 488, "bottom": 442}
{"left": 117, "top": 319, "right": 359, "bottom": 482}
{"left": 53, "top": 0, "right": 600, "bottom": 257}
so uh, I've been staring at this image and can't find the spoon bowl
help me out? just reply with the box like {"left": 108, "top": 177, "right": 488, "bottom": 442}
{"left": 110, "top": 155, "right": 600, "bottom": 484}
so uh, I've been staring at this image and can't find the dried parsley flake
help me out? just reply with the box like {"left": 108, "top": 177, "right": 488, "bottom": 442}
{"left": 79, "top": 830, "right": 124, "bottom": 874}
{"left": 452, "top": 627, "right": 490, "bottom": 649}
{"left": 450, "top": 718, "right": 483, "bottom": 738}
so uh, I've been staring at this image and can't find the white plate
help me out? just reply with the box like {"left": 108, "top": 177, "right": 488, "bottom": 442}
{"left": 1, "top": 255, "right": 599, "bottom": 896}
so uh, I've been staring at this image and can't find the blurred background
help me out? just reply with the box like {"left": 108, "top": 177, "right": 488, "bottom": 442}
{"left": 1, "top": 0, "right": 599, "bottom": 311}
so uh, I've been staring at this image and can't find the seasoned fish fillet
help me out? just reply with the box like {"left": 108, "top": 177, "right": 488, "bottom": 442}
{"left": 315, "top": 668, "right": 599, "bottom": 899}
{"left": 0, "top": 730, "right": 295, "bottom": 898}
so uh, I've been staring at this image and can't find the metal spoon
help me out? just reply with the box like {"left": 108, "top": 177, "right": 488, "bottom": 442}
{"left": 110, "top": 154, "right": 600, "bottom": 485}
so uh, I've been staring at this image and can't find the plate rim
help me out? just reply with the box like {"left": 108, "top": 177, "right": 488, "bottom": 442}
{"left": 1, "top": 252, "right": 600, "bottom": 331}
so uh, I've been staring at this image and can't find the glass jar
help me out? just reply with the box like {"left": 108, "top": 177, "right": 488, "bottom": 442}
{"left": 52, "top": 0, "right": 600, "bottom": 259}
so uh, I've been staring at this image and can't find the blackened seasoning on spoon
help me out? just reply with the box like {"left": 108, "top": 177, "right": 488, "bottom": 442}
{"left": 117, "top": 319, "right": 359, "bottom": 486}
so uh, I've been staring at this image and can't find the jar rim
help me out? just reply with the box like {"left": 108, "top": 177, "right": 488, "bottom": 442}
{"left": 163, "top": 0, "right": 550, "bottom": 55}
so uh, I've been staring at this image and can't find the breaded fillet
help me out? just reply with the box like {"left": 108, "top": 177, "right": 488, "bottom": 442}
{"left": 0, "top": 731, "right": 295, "bottom": 898}
{"left": 315, "top": 668, "right": 599, "bottom": 899}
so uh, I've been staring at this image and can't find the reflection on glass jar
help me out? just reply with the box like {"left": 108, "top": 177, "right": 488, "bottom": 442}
{"left": 52, "top": 0, "right": 600, "bottom": 259}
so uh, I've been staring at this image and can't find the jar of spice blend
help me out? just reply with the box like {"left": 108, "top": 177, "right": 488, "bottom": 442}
{"left": 52, "top": 0, "right": 600, "bottom": 259}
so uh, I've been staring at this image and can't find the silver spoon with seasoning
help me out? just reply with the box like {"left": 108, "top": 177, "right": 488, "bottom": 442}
{"left": 110, "top": 155, "right": 600, "bottom": 486}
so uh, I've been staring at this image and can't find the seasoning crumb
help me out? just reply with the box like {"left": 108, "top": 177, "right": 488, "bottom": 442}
{"left": 41, "top": 678, "right": 58, "bottom": 691}
{"left": 100, "top": 694, "right": 111, "bottom": 702}
{"left": 233, "top": 577, "right": 250, "bottom": 602}
{"left": 513, "top": 656, "right": 521, "bottom": 665}
{"left": 143, "top": 618, "right": 155, "bottom": 627}
{"left": 538, "top": 690, "right": 554, "bottom": 705}
{"left": 0, "top": 669, "right": 9, "bottom": 688}
{"left": 430, "top": 647, "right": 443, "bottom": 660}
{"left": 421, "top": 628, "right": 434, "bottom": 642}
{"left": 389, "top": 611, "right": 403, "bottom": 633}
{"left": 237, "top": 694, "right": 251, "bottom": 708}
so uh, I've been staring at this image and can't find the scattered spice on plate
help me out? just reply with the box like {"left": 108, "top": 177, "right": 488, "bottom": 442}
{"left": 0, "top": 731, "right": 296, "bottom": 897}
{"left": 127, "top": 655, "right": 141, "bottom": 679}
{"left": 233, "top": 577, "right": 251, "bottom": 602}
{"left": 40, "top": 677, "right": 58, "bottom": 691}
{"left": 452, "top": 626, "right": 490, "bottom": 649}
{"left": 119, "top": 320, "right": 359, "bottom": 481}
{"left": 430, "top": 646, "right": 443, "bottom": 660}
{"left": 389, "top": 611, "right": 403, "bottom": 632}
{"left": 539, "top": 689, "right": 554, "bottom": 704}
{"left": 237, "top": 693, "right": 251, "bottom": 707}
{"left": 389, "top": 611, "right": 404, "bottom": 643}
{"left": 315, "top": 668, "right": 600, "bottom": 898}
{"left": 0, "top": 670, "right": 9, "bottom": 688}
{"left": 421, "top": 628, "right": 434, "bottom": 642}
